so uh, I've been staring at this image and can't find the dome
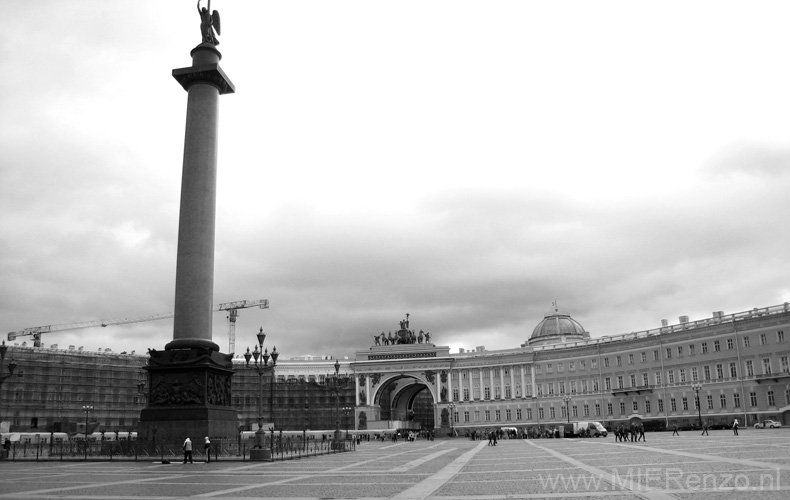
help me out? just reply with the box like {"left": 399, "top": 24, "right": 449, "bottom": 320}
{"left": 528, "top": 307, "right": 589, "bottom": 346}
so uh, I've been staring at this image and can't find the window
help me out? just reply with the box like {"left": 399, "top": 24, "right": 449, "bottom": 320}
{"left": 734, "top": 392, "right": 741, "bottom": 407}
{"left": 569, "top": 361, "right": 575, "bottom": 371}
{"left": 632, "top": 401, "right": 638, "bottom": 412}
{"left": 485, "top": 410, "right": 491, "bottom": 421}
{"left": 505, "top": 384, "right": 511, "bottom": 399}
{"left": 778, "top": 331, "right": 785, "bottom": 343}
{"left": 655, "top": 372, "right": 662, "bottom": 386}
{"left": 546, "top": 363, "right": 552, "bottom": 373}
{"left": 593, "top": 379, "right": 599, "bottom": 392}
{"left": 595, "top": 403, "right": 601, "bottom": 416}
{"left": 749, "top": 392, "right": 757, "bottom": 407}
{"left": 679, "top": 369, "right": 686, "bottom": 383}
{"left": 495, "top": 386, "right": 501, "bottom": 399}
{"left": 787, "top": 390, "right": 790, "bottom": 405}
{"left": 668, "top": 370, "right": 674, "bottom": 384}
{"left": 645, "top": 400, "right": 651, "bottom": 413}
{"left": 706, "top": 395, "right": 713, "bottom": 409}
{"left": 666, "top": 348, "right": 672, "bottom": 359}
{"left": 464, "top": 411, "right": 470, "bottom": 422}
{"left": 691, "top": 367, "right": 698, "bottom": 382}
{"left": 763, "top": 358, "right": 772, "bottom": 375}
{"left": 701, "top": 342, "right": 708, "bottom": 354}
{"left": 557, "top": 363, "right": 563, "bottom": 372}
{"left": 643, "top": 373, "right": 649, "bottom": 386}
{"left": 583, "top": 404, "right": 589, "bottom": 417}
{"left": 729, "top": 362, "right": 737, "bottom": 378}
{"left": 572, "top": 405, "right": 578, "bottom": 417}
{"left": 704, "top": 365, "right": 712, "bottom": 380}
{"left": 767, "top": 391, "right": 775, "bottom": 406}
{"left": 641, "top": 352, "right": 646, "bottom": 363}
{"left": 538, "top": 408, "right": 544, "bottom": 419}
{"left": 453, "top": 388, "right": 459, "bottom": 400}
{"left": 550, "top": 407, "right": 555, "bottom": 419}
{"left": 720, "top": 394, "right": 726, "bottom": 408}
{"left": 714, "top": 340, "right": 721, "bottom": 352}
{"left": 463, "top": 387, "right": 469, "bottom": 400}
{"left": 607, "top": 403, "right": 613, "bottom": 415}
{"left": 746, "top": 360, "right": 754, "bottom": 377}
{"left": 677, "top": 346, "right": 683, "bottom": 357}
{"left": 604, "top": 358, "right": 610, "bottom": 368}
{"left": 591, "top": 358, "right": 598, "bottom": 369}
{"left": 628, "top": 354, "right": 634, "bottom": 365}
{"left": 760, "top": 333, "right": 767, "bottom": 345}
{"left": 670, "top": 398, "right": 677, "bottom": 412}
{"left": 526, "top": 408, "right": 532, "bottom": 419}
{"left": 582, "top": 380, "right": 588, "bottom": 393}
{"left": 484, "top": 387, "right": 491, "bottom": 399}
{"left": 559, "top": 381, "right": 565, "bottom": 394}
{"left": 682, "top": 397, "right": 689, "bottom": 411}
{"left": 548, "top": 383, "right": 554, "bottom": 396}
{"left": 581, "top": 360, "right": 586, "bottom": 370}
{"left": 495, "top": 410, "right": 501, "bottom": 421}
{"left": 781, "top": 356, "right": 789, "bottom": 373}
{"left": 743, "top": 336, "right": 750, "bottom": 348}
{"left": 454, "top": 411, "right": 459, "bottom": 424}
{"left": 617, "top": 376, "right": 624, "bottom": 389}
{"left": 629, "top": 374, "right": 636, "bottom": 387}
{"left": 689, "top": 344, "right": 695, "bottom": 355}
{"left": 658, "top": 399, "right": 664, "bottom": 412}
{"left": 605, "top": 377, "right": 611, "bottom": 391}
{"left": 619, "top": 402, "right": 626, "bottom": 414}
{"left": 726, "top": 338, "right": 733, "bottom": 350}
{"left": 653, "top": 350, "right": 659, "bottom": 361}
{"left": 516, "top": 408, "right": 521, "bottom": 420}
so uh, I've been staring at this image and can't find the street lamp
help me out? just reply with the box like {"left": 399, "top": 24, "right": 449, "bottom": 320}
{"left": 333, "top": 360, "right": 341, "bottom": 442}
{"left": 243, "top": 327, "right": 278, "bottom": 456}
{"left": 342, "top": 406, "right": 353, "bottom": 441}
{"left": 448, "top": 402, "right": 455, "bottom": 437}
{"left": 563, "top": 394, "right": 572, "bottom": 424}
{"left": 82, "top": 405, "right": 93, "bottom": 460}
{"left": 691, "top": 382, "right": 703, "bottom": 429}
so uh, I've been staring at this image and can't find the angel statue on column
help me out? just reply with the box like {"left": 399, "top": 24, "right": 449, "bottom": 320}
{"left": 197, "top": 0, "right": 221, "bottom": 45}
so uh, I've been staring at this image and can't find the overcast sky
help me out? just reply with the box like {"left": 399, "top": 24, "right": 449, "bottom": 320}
{"left": 2, "top": 1, "right": 789, "bottom": 361}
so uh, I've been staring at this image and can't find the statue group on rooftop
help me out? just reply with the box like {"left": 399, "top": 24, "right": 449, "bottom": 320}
{"left": 372, "top": 316, "right": 431, "bottom": 346}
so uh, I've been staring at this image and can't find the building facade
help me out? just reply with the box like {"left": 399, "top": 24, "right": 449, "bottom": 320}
{"left": 2, "top": 303, "right": 789, "bottom": 438}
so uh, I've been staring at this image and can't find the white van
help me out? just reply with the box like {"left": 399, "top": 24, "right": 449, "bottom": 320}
{"left": 572, "top": 421, "right": 608, "bottom": 437}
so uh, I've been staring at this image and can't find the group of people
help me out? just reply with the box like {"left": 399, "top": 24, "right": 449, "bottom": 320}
{"left": 614, "top": 423, "right": 646, "bottom": 442}
{"left": 182, "top": 436, "right": 211, "bottom": 464}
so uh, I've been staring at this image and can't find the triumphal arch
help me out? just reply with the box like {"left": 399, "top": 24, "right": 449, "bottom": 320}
{"left": 351, "top": 315, "right": 455, "bottom": 434}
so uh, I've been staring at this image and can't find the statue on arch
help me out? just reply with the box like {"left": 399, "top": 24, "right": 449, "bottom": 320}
{"left": 197, "top": 0, "right": 221, "bottom": 45}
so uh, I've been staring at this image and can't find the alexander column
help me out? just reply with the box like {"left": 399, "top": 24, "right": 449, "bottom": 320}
{"left": 139, "top": 1, "right": 237, "bottom": 444}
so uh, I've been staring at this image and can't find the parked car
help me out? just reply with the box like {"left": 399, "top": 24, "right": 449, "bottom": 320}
{"left": 754, "top": 420, "right": 782, "bottom": 429}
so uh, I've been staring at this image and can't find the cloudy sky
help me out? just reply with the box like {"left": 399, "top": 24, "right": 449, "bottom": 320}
{"left": 2, "top": 1, "right": 789, "bottom": 361}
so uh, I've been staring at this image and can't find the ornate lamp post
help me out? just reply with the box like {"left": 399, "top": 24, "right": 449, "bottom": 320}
{"left": 342, "top": 406, "right": 352, "bottom": 441}
{"left": 243, "top": 327, "right": 278, "bottom": 459}
{"left": 82, "top": 405, "right": 93, "bottom": 460}
{"left": 333, "top": 360, "right": 341, "bottom": 442}
{"left": 691, "top": 382, "right": 703, "bottom": 429}
{"left": 0, "top": 341, "right": 18, "bottom": 430}
{"left": 448, "top": 402, "right": 455, "bottom": 437}
{"left": 563, "top": 394, "right": 572, "bottom": 424}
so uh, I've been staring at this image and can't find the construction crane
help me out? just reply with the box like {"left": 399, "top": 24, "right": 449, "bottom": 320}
{"left": 7, "top": 299, "right": 269, "bottom": 353}
{"left": 217, "top": 299, "right": 269, "bottom": 354}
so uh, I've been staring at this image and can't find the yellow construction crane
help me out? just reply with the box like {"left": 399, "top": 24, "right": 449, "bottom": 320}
{"left": 7, "top": 299, "right": 269, "bottom": 354}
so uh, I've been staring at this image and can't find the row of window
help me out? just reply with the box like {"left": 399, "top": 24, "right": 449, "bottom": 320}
{"left": 537, "top": 331, "right": 785, "bottom": 374}
{"left": 450, "top": 389, "right": 790, "bottom": 423}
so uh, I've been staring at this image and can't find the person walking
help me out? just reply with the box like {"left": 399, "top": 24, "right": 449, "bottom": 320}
{"left": 183, "top": 436, "right": 193, "bottom": 464}
{"left": 638, "top": 424, "right": 646, "bottom": 442}
{"left": 733, "top": 419, "right": 739, "bottom": 436}
{"left": 204, "top": 436, "right": 211, "bottom": 463}
{"left": 701, "top": 422, "right": 709, "bottom": 436}
{"left": 672, "top": 424, "right": 679, "bottom": 436}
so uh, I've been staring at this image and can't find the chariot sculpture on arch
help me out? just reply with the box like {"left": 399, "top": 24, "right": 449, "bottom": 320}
{"left": 197, "top": 0, "right": 221, "bottom": 46}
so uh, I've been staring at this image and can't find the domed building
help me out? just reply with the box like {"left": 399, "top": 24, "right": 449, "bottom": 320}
{"left": 528, "top": 306, "right": 590, "bottom": 346}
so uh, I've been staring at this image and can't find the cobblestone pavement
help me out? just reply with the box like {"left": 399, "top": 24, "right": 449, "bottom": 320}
{"left": 1, "top": 430, "right": 789, "bottom": 499}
